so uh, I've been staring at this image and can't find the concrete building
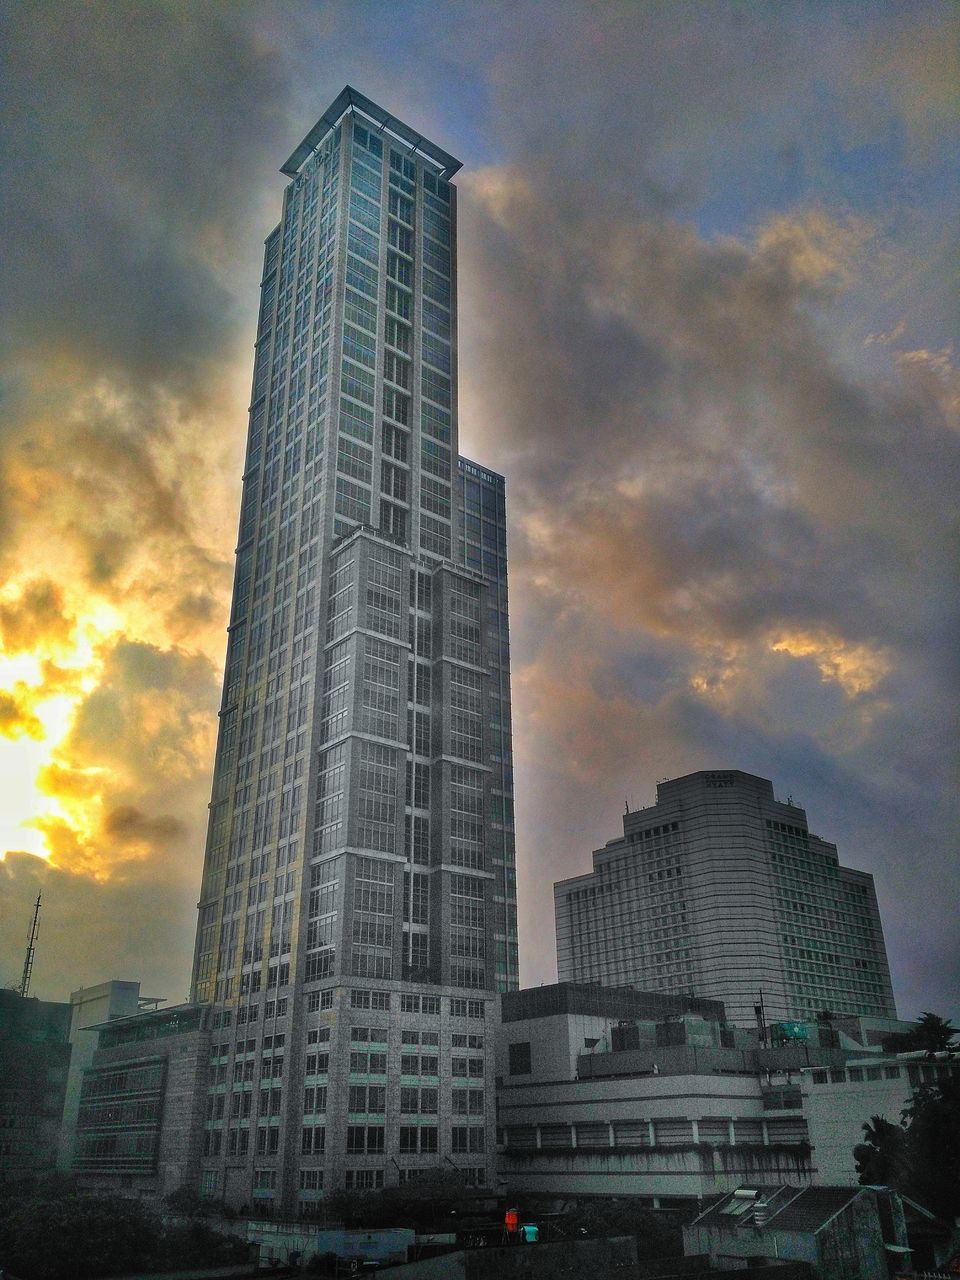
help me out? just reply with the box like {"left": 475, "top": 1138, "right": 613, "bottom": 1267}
{"left": 555, "top": 770, "right": 896, "bottom": 1026}
{"left": 801, "top": 1049, "right": 960, "bottom": 1186}
{"left": 72, "top": 1003, "right": 212, "bottom": 1202}
{"left": 0, "top": 989, "right": 71, "bottom": 1181}
{"left": 496, "top": 983, "right": 829, "bottom": 1207}
{"left": 186, "top": 87, "right": 515, "bottom": 1213}
{"left": 684, "top": 1184, "right": 911, "bottom": 1279}
{"left": 58, "top": 979, "right": 147, "bottom": 1173}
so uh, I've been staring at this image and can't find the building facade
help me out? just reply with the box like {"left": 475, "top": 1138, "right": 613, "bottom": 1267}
{"left": 58, "top": 979, "right": 144, "bottom": 1173}
{"left": 0, "top": 989, "right": 71, "bottom": 1182}
{"left": 72, "top": 1004, "right": 211, "bottom": 1201}
{"left": 555, "top": 770, "right": 896, "bottom": 1026}
{"left": 496, "top": 983, "right": 816, "bottom": 1206}
{"left": 801, "top": 1050, "right": 960, "bottom": 1186}
{"left": 188, "top": 87, "right": 515, "bottom": 1214}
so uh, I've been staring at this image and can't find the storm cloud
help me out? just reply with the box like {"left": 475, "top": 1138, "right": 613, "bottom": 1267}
{"left": 0, "top": 1, "right": 956, "bottom": 1019}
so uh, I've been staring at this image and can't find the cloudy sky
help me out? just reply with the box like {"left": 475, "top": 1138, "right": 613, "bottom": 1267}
{"left": 1, "top": 0, "right": 957, "bottom": 1019}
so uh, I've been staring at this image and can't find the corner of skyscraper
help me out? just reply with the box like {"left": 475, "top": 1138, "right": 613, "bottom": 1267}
{"left": 187, "top": 87, "right": 518, "bottom": 1213}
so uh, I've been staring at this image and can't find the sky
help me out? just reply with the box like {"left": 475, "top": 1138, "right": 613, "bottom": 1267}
{"left": 0, "top": 0, "right": 957, "bottom": 1021}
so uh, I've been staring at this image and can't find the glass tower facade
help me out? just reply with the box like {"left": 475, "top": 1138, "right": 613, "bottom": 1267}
{"left": 190, "top": 88, "right": 516, "bottom": 1214}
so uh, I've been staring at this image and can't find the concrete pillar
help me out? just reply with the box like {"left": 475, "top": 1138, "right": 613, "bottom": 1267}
{"left": 728, "top": 1119, "right": 736, "bottom": 1144}
{"left": 691, "top": 1119, "right": 700, "bottom": 1143}
{"left": 535, "top": 1126, "right": 542, "bottom": 1150}
{"left": 762, "top": 1120, "right": 770, "bottom": 1146}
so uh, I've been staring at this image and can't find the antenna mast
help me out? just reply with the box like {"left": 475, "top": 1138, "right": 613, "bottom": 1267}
{"left": 19, "top": 892, "right": 41, "bottom": 998}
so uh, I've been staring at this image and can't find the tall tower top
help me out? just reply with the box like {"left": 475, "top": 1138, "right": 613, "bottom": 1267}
{"left": 280, "top": 85, "right": 463, "bottom": 180}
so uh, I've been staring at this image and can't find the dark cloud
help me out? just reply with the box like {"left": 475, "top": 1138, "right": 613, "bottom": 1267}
{"left": 0, "top": 580, "right": 71, "bottom": 653}
{"left": 0, "top": 0, "right": 956, "bottom": 1024}
{"left": 451, "top": 27, "right": 959, "bottom": 1018}
{"left": 0, "top": 0, "right": 288, "bottom": 381}
{"left": 104, "top": 806, "right": 185, "bottom": 843}
{"left": 0, "top": 691, "right": 44, "bottom": 740}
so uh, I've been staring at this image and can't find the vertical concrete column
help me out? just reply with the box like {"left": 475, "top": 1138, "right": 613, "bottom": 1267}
{"left": 691, "top": 1119, "right": 700, "bottom": 1143}
{"left": 728, "top": 1119, "right": 736, "bottom": 1144}
{"left": 535, "top": 1126, "right": 542, "bottom": 1149}
{"left": 762, "top": 1120, "right": 770, "bottom": 1146}
{"left": 608, "top": 1121, "right": 615, "bottom": 1147}
{"left": 647, "top": 1120, "right": 655, "bottom": 1146}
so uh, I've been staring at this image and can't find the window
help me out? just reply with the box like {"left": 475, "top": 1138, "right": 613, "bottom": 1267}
{"left": 451, "top": 1126, "right": 468, "bottom": 1153}
{"left": 347, "top": 1125, "right": 384, "bottom": 1154}
{"left": 509, "top": 1042, "right": 532, "bottom": 1076}
{"left": 301, "top": 1125, "right": 326, "bottom": 1155}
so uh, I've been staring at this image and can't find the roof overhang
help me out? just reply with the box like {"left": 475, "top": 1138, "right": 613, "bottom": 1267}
{"left": 280, "top": 85, "right": 462, "bottom": 180}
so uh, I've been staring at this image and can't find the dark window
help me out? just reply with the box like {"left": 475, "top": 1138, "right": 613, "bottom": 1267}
{"left": 508, "top": 1041, "right": 532, "bottom": 1076}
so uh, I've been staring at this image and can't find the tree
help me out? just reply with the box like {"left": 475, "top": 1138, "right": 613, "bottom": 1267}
{"left": 881, "top": 1011, "right": 957, "bottom": 1054}
{"left": 0, "top": 1191, "right": 248, "bottom": 1279}
{"left": 911, "top": 1013, "right": 957, "bottom": 1052}
{"left": 854, "top": 1114, "right": 907, "bottom": 1186}
{"left": 900, "top": 1075, "right": 960, "bottom": 1221}
{"left": 854, "top": 1074, "right": 960, "bottom": 1223}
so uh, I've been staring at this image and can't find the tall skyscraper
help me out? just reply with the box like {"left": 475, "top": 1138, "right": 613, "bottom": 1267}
{"left": 555, "top": 770, "right": 896, "bottom": 1027}
{"left": 189, "top": 88, "right": 516, "bottom": 1213}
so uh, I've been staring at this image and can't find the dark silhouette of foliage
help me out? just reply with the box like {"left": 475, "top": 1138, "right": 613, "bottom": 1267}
{"left": 854, "top": 1070, "right": 960, "bottom": 1222}
{"left": 0, "top": 1190, "right": 248, "bottom": 1279}
{"left": 854, "top": 1113, "right": 908, "bottom": 1185}
{"left": 882, "top": 1012, "right": 957, "bottom": 1054}
{"left": 900, "top": 1074, "right": 960, "bottom": 1221}
{"left": 326, "top": 1170, "right": 484, "bottom": 1231}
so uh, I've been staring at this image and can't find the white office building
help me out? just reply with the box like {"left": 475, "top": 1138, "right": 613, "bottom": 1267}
{"left": 555, "top": 770, "right": 896, "bottom": 1026}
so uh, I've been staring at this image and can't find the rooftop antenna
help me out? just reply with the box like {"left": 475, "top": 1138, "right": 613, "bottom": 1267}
{"left": 19, "top": 892, "right": 41, "bottom": 998}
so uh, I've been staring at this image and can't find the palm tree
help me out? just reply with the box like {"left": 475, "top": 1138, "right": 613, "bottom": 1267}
{"left": 854, "top": 1114, "right": 907, "bottom": 1186}
{"left": 912, "top": 1012, "right": 957, "bottom": 1053}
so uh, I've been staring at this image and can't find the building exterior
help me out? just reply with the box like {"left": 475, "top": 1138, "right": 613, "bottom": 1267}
{"left": 684, "top": 1184, "right": 911, "bottom": 1280}
{"left": 457, "top": 458, "right": 517, "bottom": 991}
{"left": 72, "top": 1003, "right": 212, "bottom": 1201}
{"left": 496, "top": 983, "right": 821, "bottom": 1206}
{"left": 187, "top": 87, "right": 514, "bottom": 1214}
{"left": 555, "top": 770, "right": 896, "bottom": 1026}
{"left": 0, "top": 989, "right": 71, "bottom": 1181}
{"left": 801, "top": 1050, "right": 960, "bottom": 1186}
{"left": 58, "top": 979, "right": 147, "bottom": 1173}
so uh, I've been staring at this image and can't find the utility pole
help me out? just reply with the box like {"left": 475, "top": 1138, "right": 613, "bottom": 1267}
{"left": 19, "top": 892, "right": 41, "bottom": 998}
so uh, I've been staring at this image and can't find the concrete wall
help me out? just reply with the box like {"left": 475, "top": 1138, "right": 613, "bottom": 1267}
{"left": 801, "top": 1059, "right": 913, "bottom": 1185}
{"left": 501, "top": 1143, "right": 811, "bottom": 1202}
{"left": 497, "top": 1012, "right": 621, "bottom": 1084}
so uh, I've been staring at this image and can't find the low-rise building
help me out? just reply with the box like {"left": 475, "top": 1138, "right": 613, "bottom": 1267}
{"left": 494, "top": 983, "right": 922, "bottom": 1207}
{"left": 496, "top": 984, "right": 834, "bottom": 1207}
{"left": 801, "top": 1049, "right": 960, "bottom": 1185}
{"left": 683, "top": 1184, "right": 910, "bottom": 1280}
{"left": 58, "top": 979, "right": 146, "bottom": 1173}
{"left": 71, "top": 1002, "right": 212, "bottom": 1203}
